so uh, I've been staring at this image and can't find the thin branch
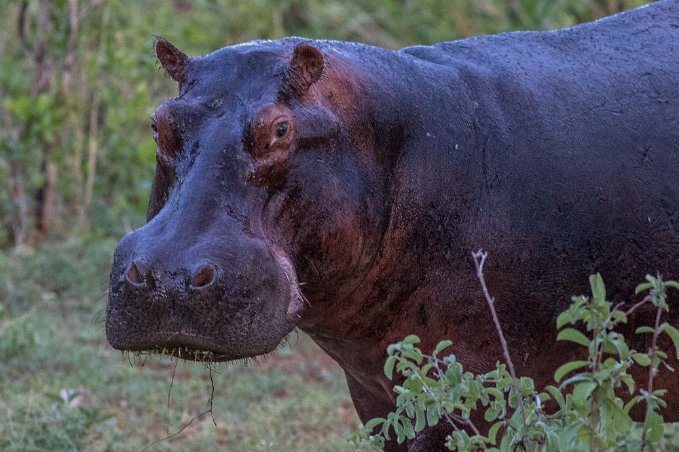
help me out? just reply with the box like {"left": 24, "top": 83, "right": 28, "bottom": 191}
{"left": 142, "top": 409, "right": 214, "bottom": 450}
{"left": 472, "top": 250, "right": 528, "bottom": 435}
{"left": 144, "top": 363, "right": 217, "bottom": 450}
{"left": 167, "top": 358, "right": 178, "bottom": 434}
{"left": 624, "top": 299, "right": 650, "bottom": 318}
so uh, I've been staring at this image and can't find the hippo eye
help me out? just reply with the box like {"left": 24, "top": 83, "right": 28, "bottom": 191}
{"left": 274, "top": 121, "right": 289, "bottom": 139}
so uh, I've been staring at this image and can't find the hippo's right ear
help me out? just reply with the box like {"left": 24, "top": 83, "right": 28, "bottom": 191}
{"left": 155, "top": 38, "right": 189, "bottom": 84}
{"left": 281, "top": 43, "right": 325, "bottom": 98}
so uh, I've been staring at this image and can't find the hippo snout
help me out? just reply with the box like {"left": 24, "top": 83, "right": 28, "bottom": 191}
{"left": 105, "top": 227, "right": 302, "bottom": 361}
{"left": 124, "top": 260, "right": 217, "bottom": 290}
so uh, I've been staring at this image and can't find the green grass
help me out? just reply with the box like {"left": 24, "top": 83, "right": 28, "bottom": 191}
{"left": 0, "top": 238, "right": 359, "bottom": 451}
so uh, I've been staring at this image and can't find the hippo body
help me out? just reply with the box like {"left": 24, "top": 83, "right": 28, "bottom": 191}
{"left": 107, "top": 1, "right": 679, "bottom": 449}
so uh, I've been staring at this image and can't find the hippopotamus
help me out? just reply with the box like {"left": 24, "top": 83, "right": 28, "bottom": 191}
{"left": 107, "top": 1, "right": 679, "bottom": 449}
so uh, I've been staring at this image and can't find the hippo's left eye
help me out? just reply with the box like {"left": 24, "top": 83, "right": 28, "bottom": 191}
{"left": 274, "top": 121, "right": 289, "bottom": 139}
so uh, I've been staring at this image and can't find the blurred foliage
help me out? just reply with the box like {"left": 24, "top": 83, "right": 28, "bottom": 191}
{"left": 0, "top": 0, "right": 650, "bottom": 249}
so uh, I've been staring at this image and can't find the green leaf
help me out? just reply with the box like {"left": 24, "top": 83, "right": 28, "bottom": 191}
{"left": 487, "top": 421, "right": 504, "bottom": 445}
{"left": 635, "top": 282, "right": 653, "bottom": 295}
{"left": 632, "top": 352, "right": 651, "bottom": 367}
{"left": 572, "top": 381, "right": 597, "bottom": 407}
{"left": 554, "top": 360, "right": 589, "bottom": 384}
{"left": 665, "top": 280, "right": 679, "bottom": 291}
{"left": 426, "top": 404, "right": 439, "bottom": 427}
{"left": 661, "top": 323, "right": 679, "bottom": 359}
{"left": 394, "top": 418, "right": 405, "bottom": 444}
{"left": 611, "top": 310, "right": 627, "bottom": 324}
{"left": 603, "top": 333, "right": 629, "bottom": 359}
{"left": 402, "top": 418, "right": 415, "bottom": 439}
{"left": 405, "top": 402, "right": 415, "bottom": 418}
{"left": 621, "top": 374, "right": 636, "bottom": 395}
{"left": 636, "top": 326, "right": 655, "bottom": 334}
{"left": 433, "top": 340, "right": 453, "bottom": 356}
{"left": 556, "top": 328, "right": 590, "bottom": 347}
{"left": 560, "top": 372, "right": 594, "bottom": 387}
{"left": 414, "top": 405, "right": 426, "bottom": 432}
{"left": 653, "top": 388, "right": 668, "bottom": 397}
{"left": 402, "top": 348, "right": 423, "bottom": 365}
{"left": 590, "top": 273, "right": 606, "bottom": 302}
{"left": 485, "top": 387, "right": 504, "bottom": 401}
{"left": 556, "top": 311, "right": 572, "bottom": 329}
{"left": 484, "top": 406, "right": 500, "bottom": 422}
{"left": 645, "top": 410, "right": 665, "bottom": 442}
{"left": 500, "top": 430, "right": 513, "bottom": 450}
{"left": 602, "top": 398, "right": 632, "bottom": 432}
{"left": 394, "top": 385, "right": 408, "bottom": 396}
{"left": 545, "top": 385, "right": 566, "bottom": 410}
{"left": 384, "top": 355, "right": 396, "bottom": 380}
{"left": 518, "top": 376, "right": 535, "bottom": 396}
{"left": 402, "top": 335, "right": 421, "bottom": 345}
{"left": 624, "top": 395, "right": 644, "bottom": 413}
{"left": 363, "top": 417, "right": 385, "bottom": 432}
{"left": 397, "top": 360, "right": 416, "bottom": 374}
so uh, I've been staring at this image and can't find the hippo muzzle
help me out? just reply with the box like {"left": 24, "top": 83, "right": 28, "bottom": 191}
{"left": 106, "top": 216, "right": 304, "bottom": 361}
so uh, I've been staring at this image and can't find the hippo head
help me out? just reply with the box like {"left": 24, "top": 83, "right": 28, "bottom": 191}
{"left": 106, "top": 38, "right": 392, "bottom": 361}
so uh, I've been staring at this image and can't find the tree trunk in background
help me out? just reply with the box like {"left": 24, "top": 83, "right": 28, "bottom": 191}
{"left": 62, "top": 0, "right": 79, "bottom": 98}
{"left": 64, "top": 0, "right": 88, "bottom": 228}
{"left": 35, "top": 162, "right": 58, "bottom": 235}
{"left": 72, "top": 118, "right": 86, "bottom": 225}
{"left": 82, "top": 92, "right": 100, "bottom": 224}
{"left": 9, "top": 162, "right": 29, "bottom": 247}
{"left": 31, "top": 0, "right": 58, "bottom": 243}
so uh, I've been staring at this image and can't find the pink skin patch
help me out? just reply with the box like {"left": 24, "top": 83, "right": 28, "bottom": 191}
{"left": 269, "top": 244, "right": 307, "bottom": 318}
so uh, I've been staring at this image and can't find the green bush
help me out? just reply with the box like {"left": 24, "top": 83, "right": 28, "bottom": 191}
{"left": 358, "top": 255, "right": 679, "bottom": 451}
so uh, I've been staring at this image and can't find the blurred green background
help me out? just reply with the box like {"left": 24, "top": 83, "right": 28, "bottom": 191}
{"left": 1, "top": 0, "right": 664, "bottom": 450}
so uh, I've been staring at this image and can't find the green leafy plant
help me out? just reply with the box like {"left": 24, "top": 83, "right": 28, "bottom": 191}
{"left": 360, "top": 252, "right": 678, "bottom": 451}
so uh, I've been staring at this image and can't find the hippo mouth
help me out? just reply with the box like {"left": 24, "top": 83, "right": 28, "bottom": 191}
{"left": 107, "top": 228, "right": 307, "bottom": 363}
{"left": 118, "top": 331, "right": 258, "bottom": 362}
{"left": 135, "top": 346, "right": 231, "bottom": 362}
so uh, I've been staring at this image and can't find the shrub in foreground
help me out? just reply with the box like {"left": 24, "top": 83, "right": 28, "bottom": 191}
{"left": 357, "top": 253, "right": 679, "bottom": 451}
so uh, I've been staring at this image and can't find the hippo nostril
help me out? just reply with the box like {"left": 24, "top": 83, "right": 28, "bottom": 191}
{"left": 191, "top": 265, "right": 215, "bottom": 289}
{"left": 126, "top": 262, "right": 144, "bottom": 287}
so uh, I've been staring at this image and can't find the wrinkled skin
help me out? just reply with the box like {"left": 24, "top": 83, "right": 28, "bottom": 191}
{"left": 107, "top": 2, "right": 679, "bottom": 450}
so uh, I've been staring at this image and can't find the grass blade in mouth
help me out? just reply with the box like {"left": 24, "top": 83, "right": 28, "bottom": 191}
{"left": 130, "top": 347, "right": 219, "bottom": 363}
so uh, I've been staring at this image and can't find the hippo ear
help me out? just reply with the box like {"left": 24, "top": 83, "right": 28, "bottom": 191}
{"left": 283, "top": 43, "right": 325, "bottom": 97}
{"left": 155, "top": 38, "right": 189, "bottom": 84}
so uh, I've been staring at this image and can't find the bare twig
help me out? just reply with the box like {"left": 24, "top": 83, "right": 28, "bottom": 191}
{"left": 624, "top": 299, "right": 650, "bottom": 318}
{"left": 142, "top": 409, "right": 214, "bottom": 451}
{"left": 167, "top": 358, "right": 178, "bottom": 434}
{"left": 471, "top": 250, "right": 527, "bottom": 436}
{"left": 144, "top": 364, "right": 217, "bottom": 450}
